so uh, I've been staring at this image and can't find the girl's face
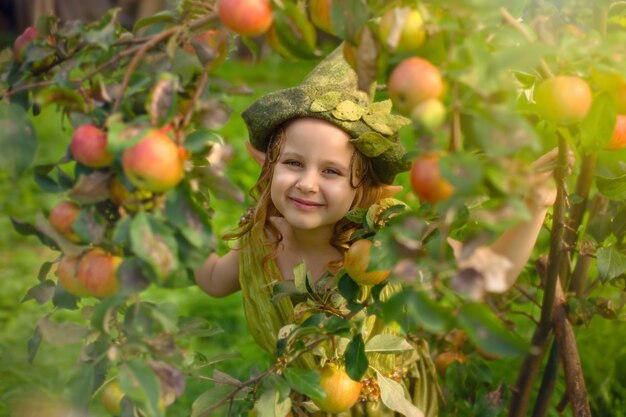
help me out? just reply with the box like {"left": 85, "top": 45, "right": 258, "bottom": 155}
{"left": 270, "top": 118, "right": 358, "bottom": 234}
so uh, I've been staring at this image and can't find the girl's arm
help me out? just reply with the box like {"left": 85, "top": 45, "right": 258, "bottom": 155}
{"left": 195, "top": 247, "right": 241, "bottom": 297}
{"left": 450, "top": 148, "right": 572, "bottom": 293}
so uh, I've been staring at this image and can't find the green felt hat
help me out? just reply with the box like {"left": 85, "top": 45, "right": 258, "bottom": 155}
{"left": 241, "top": 46, "right": 411, "bottom": 184}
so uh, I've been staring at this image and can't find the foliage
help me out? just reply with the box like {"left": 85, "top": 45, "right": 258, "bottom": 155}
{"left": 1, "top": 0, "right": 626, "bottom": 416}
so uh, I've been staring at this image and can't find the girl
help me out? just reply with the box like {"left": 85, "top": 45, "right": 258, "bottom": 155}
{"left": 195, "top": 48, "right": 561, "bottom": 416}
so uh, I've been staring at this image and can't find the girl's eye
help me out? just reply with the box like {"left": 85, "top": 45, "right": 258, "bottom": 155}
{"left": 283, "top": 160, "right": 302, "bottom": 167}
{"left": 323, "top": 168, "right": 341, "bottom": 176}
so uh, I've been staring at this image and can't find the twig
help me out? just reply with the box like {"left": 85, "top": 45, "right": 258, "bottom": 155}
{"left": 181, "top": 68, "right": 209, "bottom": 129}
{"left": 2, "top": 13, "right": 217, "bottom": 101}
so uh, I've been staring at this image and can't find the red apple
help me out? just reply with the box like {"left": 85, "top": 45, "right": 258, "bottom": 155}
{"left": 378, "top": 7, "right": 426, "bottom": 53}
{"left": 49, "top": 201, "right": 81, "bottom": 242}
{"left": 121, "top": 130, "right": 184, "bottom": 192}
{"left": 70, "top": 124, "right": 114, "bottom": 168}
{"left": 309, "top": 0, "right": 334, "bottom": 35}
{"left": 607, "top": 114, "right": 626, "bottom": 150}
{"left": 534, "top": 76, "right": 592, "bottom": 125}
{"left": 410, "top": 154, "right": 454, "bottom": 204}
{"left": 217, "top": 0, "right": 273, "bottom": 37}
{"left": 13, "top": 26, "right": 39, "bottom": 62}
{"left": 388, "top": 57, "right": 444, "bottom": 116}
{"left": 78, "top": 249, "right": 122, "bottom": 297}
{"left": 344, "top": 239, "right": 390, "bottom": 286}
{"left": 56, "top": 256, "right": 90, "bottom": 297}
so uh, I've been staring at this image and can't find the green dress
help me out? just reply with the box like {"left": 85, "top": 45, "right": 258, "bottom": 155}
{"left": 238, "top": 223, "right": 440, "bottom": 417}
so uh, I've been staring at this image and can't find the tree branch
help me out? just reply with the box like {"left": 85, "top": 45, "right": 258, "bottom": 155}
{"left": 509, "top": 134, "right": 569, "bottom": 417}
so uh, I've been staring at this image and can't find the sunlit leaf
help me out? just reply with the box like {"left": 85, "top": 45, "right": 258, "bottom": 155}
{"left": 580, "top": 93, "right": 617, "bottom": 153}
{"left": 365, "top": 334, "right": 414, "bottom": 353}
{"left": 376, "top": 370, "right": 424, "bottom": 417}
{"left": 596, "top": 173, "right": 626, "bottom": 200}
{"left": 283, "top": 368, "right": 326, "bottom": 402}
{"left": 597, "top": 246, "right": 626, "bottom": 282}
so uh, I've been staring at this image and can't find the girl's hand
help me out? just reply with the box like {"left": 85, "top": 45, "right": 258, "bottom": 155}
{"left": 526, "top": 147, "right": 575, "bottom": 211}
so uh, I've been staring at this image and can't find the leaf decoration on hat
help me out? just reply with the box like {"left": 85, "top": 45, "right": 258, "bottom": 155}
{"left": 368, "top": 99, "right": 393, "bottom": 115}
{"left": 351, "top": 131, "right": 394, "bottom": 157}
{"left": 310, "top": 91, "right": 342, "bottom": 112}
{"left": 332, "top": 100, "right": 366, "bottom": 121}
{"left": 362, "top": 113, "right": 395, "bottom": 135}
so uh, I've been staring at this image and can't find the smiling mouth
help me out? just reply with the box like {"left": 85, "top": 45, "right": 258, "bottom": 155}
{"left": 289, "top": 197, "right": 324, "bottom": 209}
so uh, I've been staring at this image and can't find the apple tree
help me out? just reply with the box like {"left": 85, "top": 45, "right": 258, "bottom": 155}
{"left": 1, "top": 0, "right": 626, "bottom": 416}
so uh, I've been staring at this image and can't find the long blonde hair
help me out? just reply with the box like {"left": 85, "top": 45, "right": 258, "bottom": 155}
{"left": 227, "top": 120, "right": 386, "bottom": 272}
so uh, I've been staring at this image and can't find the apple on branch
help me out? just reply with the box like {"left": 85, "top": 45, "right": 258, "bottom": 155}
{"left": 217, "top": 0, "right": 273, "bottom": 37}
{"left": 388, "top": 57, "right": 444, "bottom": 116}
{"left": 70, "top": 124, "right": 115, "bottom": 168}
{"left": 78, "top": 249, "right": 122, "bottom": 297}
{"left": 121, "top": 130, "right": 184, "bottom": 192}
{"left": 49, "top": 201, "right": 81, "bottom": 242}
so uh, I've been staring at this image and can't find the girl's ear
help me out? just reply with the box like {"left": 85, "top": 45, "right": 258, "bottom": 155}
{"left": 245, "top": 141, "right": 266, "bottom": 166}
{"left": 380, "top": 184, "right": 403, "bottom": 199}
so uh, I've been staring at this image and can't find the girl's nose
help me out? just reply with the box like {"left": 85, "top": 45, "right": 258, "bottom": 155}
{"left": 295, "top": 171, "right": 318, "bottom": 193}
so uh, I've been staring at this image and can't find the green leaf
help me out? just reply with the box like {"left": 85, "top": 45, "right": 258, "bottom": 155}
{"left": 133, "top": 10, "right": 176, "bottom": 32}
{"left": 119, "top": 359, "right": 163, "bottom": 417}
{"left": 597, "top": 246, "right": 626, "bottom": 282}
{"left": 256, "top": 385, "right": 292, "bottom": 417}
{"left": 21, "top": 280, "right": 55, "bottom": 304}
{"left": 330, "top": 0, "right": 369, "bottom": 44}
{"left": 66, "top": 363, "right": 96, "bottom": 410}
{"left": 273, "top": 3, "right": 319, "bottom": 59}
{"left": 191, "top": 384, "right": 236, "bottom": 417}
{"left": 580, "top": 93, "right": 617, "bottom": 153}
{"left": 382, "top": 288, "right": 453, "bottom": 334}
{"left": 37, "top": 261, "right": 54, "bottom": 282}
{"left": 52, "top": 284, "right": 79, "bottom": 310}
{"left": 0, "top": 102, "right": 37, "bottom": 177}
{"left": 36, "top": 86, "right": 86, "bottom": 112}
{"left": 283, "top": 368, "right": 326, "bottom": 402}
{"left": 338, "top": 273, "right": 359, "bottom": 302}
{"left": 457, "top": 303, "right": 527, "bottom": 358}
{"left": 293, "top": 261, "right": 310, "bottom": 294}
{"left": 27, "top": 326, "right": 42, "bottom": 364}
{"left": 596, "top": 173, "right": 626, "bottom": 200}
{"left": 130, "top": 212, "right": 178, "bottom": 281}
{"left": 84, "top": 8, "right": 120, "bottom": 49}
{"left": 345, "top": 334, "right": 368, "bottom": 381}
{"left": 365, "top": 334, "right": 413, "bottom": 353}
{"left": 37, "top": 316, "right": 89, "bottom": 345}
{"left": 376, "top": 370, "right": 424, "bottom": 417}
{"left": 184, "top": 129, "right": 222, "bottom": 152}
